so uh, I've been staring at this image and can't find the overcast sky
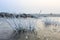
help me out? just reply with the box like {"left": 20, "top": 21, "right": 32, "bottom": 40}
{"left": 0, "top": 0, "right": 60, "bottom": 14}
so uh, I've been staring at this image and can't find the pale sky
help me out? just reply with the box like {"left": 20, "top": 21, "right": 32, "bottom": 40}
{"left": 0, "top": 0, "right": 60, "bottom": 14}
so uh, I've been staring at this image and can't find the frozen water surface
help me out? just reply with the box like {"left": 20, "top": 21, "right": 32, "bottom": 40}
{"left": 0, "top": 17, "right": 60, "bottom": 40}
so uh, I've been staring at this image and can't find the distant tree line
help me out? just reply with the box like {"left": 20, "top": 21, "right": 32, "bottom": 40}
{"left": 0, "top": 12, "right": 36, "bottom": 18}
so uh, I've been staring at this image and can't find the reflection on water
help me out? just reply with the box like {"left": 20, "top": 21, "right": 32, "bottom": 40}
{"left": 0, "top": 17, "right": 60, "bottom": 40}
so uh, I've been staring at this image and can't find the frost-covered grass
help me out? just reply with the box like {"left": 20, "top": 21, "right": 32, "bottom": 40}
{"left": 0, "top": 17, "right": 60, "bottom": 40}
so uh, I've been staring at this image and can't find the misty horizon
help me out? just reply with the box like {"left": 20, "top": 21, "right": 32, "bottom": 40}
{"left": 0, "top": 0, "right": 60, "bottom": 14}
